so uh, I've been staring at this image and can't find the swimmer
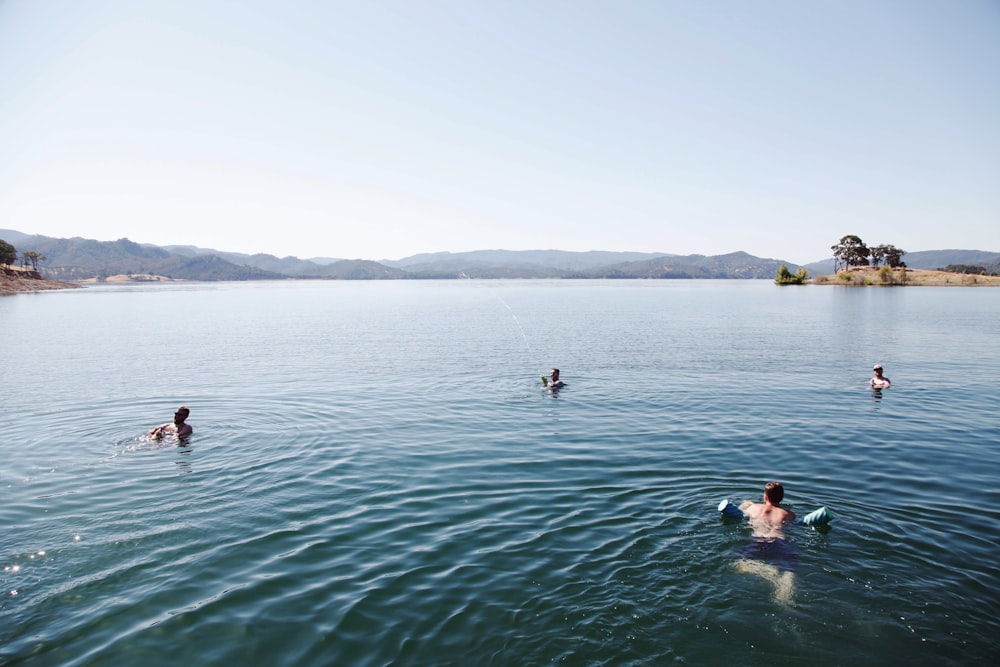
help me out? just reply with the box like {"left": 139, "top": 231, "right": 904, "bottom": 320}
{"left": 736, "top": 482, "right": 797, "bottom": 604}
{"left": 150, "top": 406, "right": 193, "bottom": 440}
{"left": 544, "top": 368, "right": 565, "bottom": 389}
{"left": 740, "top": 481, "right": 796, "bottom": 537}
{"left": 870, "top": 364, "right": 891, "bottom": 389}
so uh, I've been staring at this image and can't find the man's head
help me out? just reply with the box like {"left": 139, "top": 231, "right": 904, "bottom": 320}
{"left": 174, "top": 406, "right": 190, "bottom": 424}
{"left": 873, "top": 364, "right": 884, "bottom": 375}
{"left": 764, "top": 481, "right": 784, "bottom": 505}
{"left": 551, "top": 368, "right": 560, "bottom": 380}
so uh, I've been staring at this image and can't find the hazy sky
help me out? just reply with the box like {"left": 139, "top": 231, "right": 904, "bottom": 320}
{"left": 2, "top": 1, "right": 998, "bottom": 262}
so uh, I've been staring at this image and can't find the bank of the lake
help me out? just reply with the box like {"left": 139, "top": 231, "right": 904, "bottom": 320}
{"left": 0, "top": 267, "right": 81, "bottom": 295}
{"left": 812, "top": 266, "right": 1000, "bottom": 286}
{"left": 76, "top": 273, "right": 185, "bottom": 285}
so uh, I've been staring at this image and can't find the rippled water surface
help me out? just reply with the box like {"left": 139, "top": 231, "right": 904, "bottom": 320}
{"left": 2, "top": 280, "right": 999, "bottom": 666}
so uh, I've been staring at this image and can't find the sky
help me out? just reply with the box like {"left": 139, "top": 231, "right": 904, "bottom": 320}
{"left": 1, "top": 0, "right": 998, "bottom": 263}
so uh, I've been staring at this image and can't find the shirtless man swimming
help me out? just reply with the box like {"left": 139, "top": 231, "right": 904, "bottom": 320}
{"left": 740, "top": 481, "right": 796, "bottom": 536}
{"left": 150, "top": 406, "right": 193, "bottom": 440}
{"left": 736, "top": 482, "right": 797, "bottom": 603}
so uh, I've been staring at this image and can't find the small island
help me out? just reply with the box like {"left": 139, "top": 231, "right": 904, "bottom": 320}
{"left": 811, "top": 266, "right": 1000, "bottom": 287}
{"left": 777, "top": 236, "right": 1000, "bottom": 287}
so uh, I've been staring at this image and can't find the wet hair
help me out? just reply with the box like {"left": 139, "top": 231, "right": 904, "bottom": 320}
{"left": 764, "top": 481, "right": 784, "bottom": 504}
{"left": 175, "top": 406, "right": 190, "bottom": 419}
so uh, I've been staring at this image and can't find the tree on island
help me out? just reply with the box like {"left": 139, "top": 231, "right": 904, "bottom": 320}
{"left": 941, "top": 264, "right": 993, "bottom": 275}
{"left": 831, "top": 235, "right": 870, "bottom": 272}
{"left": 775, "top": 264, "right": 808, "bottom": 285}
{"left": 21, "top": 251, "right": 47, "bottom": 272}
{"left": 870, "top": 244, "right": 906, "bottom": 268}
{"left": 0, "top": 239, "right": 17, "bottom": 267}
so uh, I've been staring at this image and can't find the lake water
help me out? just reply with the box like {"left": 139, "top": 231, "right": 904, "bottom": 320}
{"left": 2, "top": 279, "right": 998, "bottom": 666}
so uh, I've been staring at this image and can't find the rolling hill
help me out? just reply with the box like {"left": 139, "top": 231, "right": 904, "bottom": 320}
{"left": 5, "top": 228, "right": 994, "bottom": 281}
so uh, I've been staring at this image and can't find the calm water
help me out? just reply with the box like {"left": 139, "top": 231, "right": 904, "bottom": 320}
{"left": 2, "top": 280, "right": 999, "bottom": 666}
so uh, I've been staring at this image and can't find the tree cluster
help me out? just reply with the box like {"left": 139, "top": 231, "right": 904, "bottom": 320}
{"left": 22, "top": 250, "right": 47, "bottom": 271}
{"left": 0, "top": 239, "right": 48, "bottom": 272}
{"left": 0, "top": 239, "right": 17, "bottom": 267}
{"left": 940, "top": 264, "right": 997, "bottom": 276}
{"left": 775, "top": 264, "right": 808, "bottom": 285}
{"left": 831, "top": 236, "right": 905, "bottom": 272}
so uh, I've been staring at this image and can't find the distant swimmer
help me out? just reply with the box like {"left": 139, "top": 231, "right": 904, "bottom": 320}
{"left": 870, "top": 364, "right": 891, "bottom": 389}
{"left": 150, "top": 406, "right": 193, "bottom": 440}
{"left": 542, "top": 368, "right": 565, "bottom": 389}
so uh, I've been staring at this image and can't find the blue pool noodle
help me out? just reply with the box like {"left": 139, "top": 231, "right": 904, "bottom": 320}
{"left": 799, "top": 506, "right": 833, "bottom": 526}
{"left": 718, "top": 499, "right": 744, "bottom": 519}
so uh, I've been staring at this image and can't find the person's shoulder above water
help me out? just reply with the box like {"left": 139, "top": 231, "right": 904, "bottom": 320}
{"left": 870, "top": 363, "right": 891, "bottom": 388}
{"left": 740, "top": 482, "right": 796, "bottom": 536}
{"left": 544, "top": 367, "right": 565, "bottom": 388}
{"left": 150, "top": 405, "right": 193, "bottom": 439}
{"left": 742, "top": 500, "right": 796, "bottom": 525}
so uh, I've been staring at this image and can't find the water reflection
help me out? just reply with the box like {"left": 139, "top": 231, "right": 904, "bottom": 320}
{"left": 871, "top": 387, "right": 884, "bottom": 405}
{"left": 174, "top": 446, "right": 193, "bottom": 474}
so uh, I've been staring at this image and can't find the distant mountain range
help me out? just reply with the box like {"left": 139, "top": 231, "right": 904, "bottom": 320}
{"left": 1, "top": 229, "right": 997, "bottom": 281}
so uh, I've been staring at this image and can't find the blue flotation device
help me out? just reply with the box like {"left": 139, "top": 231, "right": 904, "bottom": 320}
{"left": 799, "top": 506, "right": 833, "bottom": 526}
{"left": 718, "top": 498, "right": 745, "bottom": 519}
{"left": 718, "top": 499, "right": 832, "bottom": 526}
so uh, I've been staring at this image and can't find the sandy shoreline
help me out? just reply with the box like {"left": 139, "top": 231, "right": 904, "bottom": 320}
{"left": 811, "top": 267, "right": 1000, "bottom": 286}
{"left": 75, "top": 274, "right": 184, "bottom": 284}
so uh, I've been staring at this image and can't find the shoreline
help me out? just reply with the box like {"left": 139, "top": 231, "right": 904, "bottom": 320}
{"left": 5, "top": 267, "right": 1000, "bottom": 293}
{"left": 0, "top": 266, "right": 82, "bottom": 294}
{"left": 76, "top": 273, "right": 185, "bottom": 284}
{"left": 810, "top": 267, "right": 1000, "bottom": 286}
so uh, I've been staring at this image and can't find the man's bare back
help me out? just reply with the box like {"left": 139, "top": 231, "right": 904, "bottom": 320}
{"left": 740, "top": 482, "right": 796, "bottom": 538}
{"left": 741, "top": 500, "right": 796, "bottom": 538}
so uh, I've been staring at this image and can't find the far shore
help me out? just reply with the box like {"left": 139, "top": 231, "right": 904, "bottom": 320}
{"left": 811, "top": 267, "right": 1000, "bottom": 287}
{"left": 6, "top": 265, "right": 1000, "bottom": 294}
{"left": 76, "top": 274, "right": 185, "bottom": 284}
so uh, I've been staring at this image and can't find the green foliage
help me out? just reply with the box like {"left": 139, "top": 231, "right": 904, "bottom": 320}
{"left": 831, "top": 235, "right": 870, "bottom": 271}
{"left": 21, "top": 250, "right": 46, "bottom": 271}
{"left": 833, "top": 236, "right": 907, "bottom": 274}
{"left": 870, "top": 243, "right": 906, "bottom": 268}
{"left": 774, "top": 264, "right": 808, "bottom": 285}
{"left": 878, "top": 265, "right": 893, "bottom": 283}
{"left": 0, "top": 239, "right": 17, "bottom": 266}
{"left": 940, "top": 264, "right": 992, "bottom": 275}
